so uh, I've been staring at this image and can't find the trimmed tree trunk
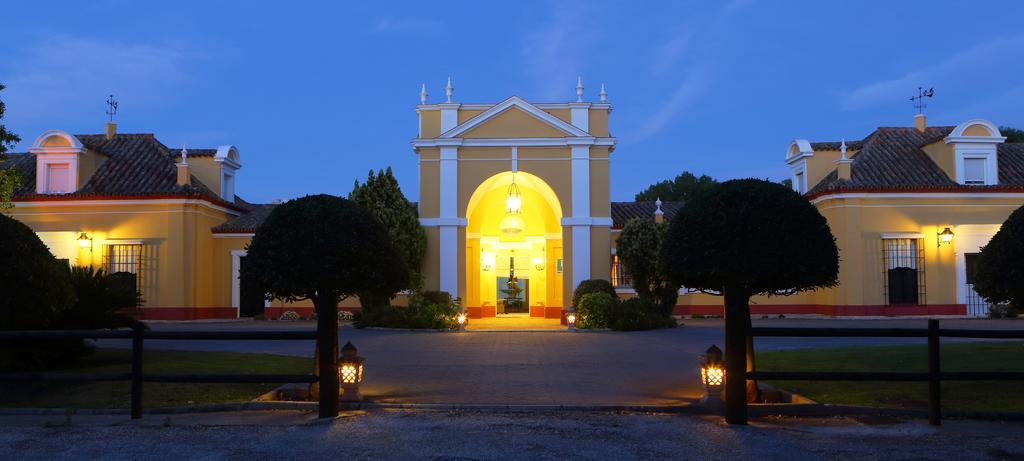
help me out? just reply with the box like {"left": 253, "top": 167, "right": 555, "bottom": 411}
{"left": 744, "top": 305, "right": 762, "bottom": 403}
{"left": 723, "top": 288, "right": 748, "bottom": 424}
{"left": 314, "top": 289, "right": 339, "bottom": 418}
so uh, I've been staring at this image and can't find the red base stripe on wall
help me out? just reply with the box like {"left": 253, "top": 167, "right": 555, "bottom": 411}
{"left": 673, "top": 304, "right": 967, "bottom": 317}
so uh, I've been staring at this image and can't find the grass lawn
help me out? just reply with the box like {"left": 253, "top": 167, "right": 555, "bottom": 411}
{"left": 0, "top": 349, "right": 311, "bottom": 409}
{"left": 757, "top": 341, "right": 1024, "bottom": 413}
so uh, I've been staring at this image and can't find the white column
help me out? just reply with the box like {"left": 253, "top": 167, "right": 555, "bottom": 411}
{"left": 438, "top": 144, "right": 459, "bottom": 296}
{"left": 570, "top": 144, "right": 591, "bottom": 289}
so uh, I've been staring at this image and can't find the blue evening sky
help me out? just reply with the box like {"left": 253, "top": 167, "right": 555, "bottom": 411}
{"left": 3, "top": 1, "right": 1023, "bottom": 203}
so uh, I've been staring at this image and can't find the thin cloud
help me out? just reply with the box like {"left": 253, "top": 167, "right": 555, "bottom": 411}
{"left": 5, "top": 35, "right": 197, "bottom": 121}
{"left": 628, "top": 65, "right": 712, "bottom": 143}
{"left": 651, "top": 30, "right": 693, "bottom": 76}
{"left": 841, "top": 34, "right": 1024, "bottom": 111}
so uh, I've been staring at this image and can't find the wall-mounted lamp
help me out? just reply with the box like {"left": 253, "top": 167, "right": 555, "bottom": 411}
{"left": 481, "top": 252, "right": 496, "bottom": 271}
{"left": 937, "top": 227, "right": 954, "bottom": 247}
{"left": 77, "top": 232, "right": 93, "bottom": 249}
{"left": 532, "top": 257, "right": 545, "bottom": 271}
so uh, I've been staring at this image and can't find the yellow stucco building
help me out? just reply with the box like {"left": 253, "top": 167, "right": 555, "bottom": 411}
{"left": 5, "top": 84, "right": 1022, "bottom": 321}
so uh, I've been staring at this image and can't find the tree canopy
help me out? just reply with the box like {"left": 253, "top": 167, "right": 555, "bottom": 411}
{"left": 0, "top": 84, "right": 23, "bottom": 210}
{"left": 616, "top": 217, "right": 677, "bottom": 315}
{"left": 241, "top": 194, "right": 408, "bottom": 308}
{"left": 661, "top": 178, "right": 839, "bottom": 297}
{"left": 1000, "top": 126, "right": 1024, "bottom": 143}
{"left": 634, "top": 171, "right": 717, "bottom": 202}
{"left": 973, "top": 204, "right": 1024, "bottom": 309}
{"left": 349, "top": 167, "right": 426, "bottom": 293}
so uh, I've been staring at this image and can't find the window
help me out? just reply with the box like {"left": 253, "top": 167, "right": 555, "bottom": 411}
{"left": 611, "top": 254, "right": 632, "bottom": 288}
{"left": 963, "top": 158, "right": 986, "bottom": 185}
{"left": 882, "top": 238, "right": 925, "bottom": 305}
{"left": 45, "top": 163, "right": 71, "bottom": 193}
{"left": 794, "top": 171, "right": 805, "bottom": 193}
{"left": 105, "top": 244, "right": 142, "bottom": 292}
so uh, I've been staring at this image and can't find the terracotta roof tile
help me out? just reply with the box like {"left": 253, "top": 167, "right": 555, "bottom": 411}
{"left": 611, "top": 201, "right": 682, "bottom": 229}
{"left": 1, "top": 133, "right": 241, "bottom": 209}
{"left": 805, "top": 125, "right": 1024, "bottom": 197}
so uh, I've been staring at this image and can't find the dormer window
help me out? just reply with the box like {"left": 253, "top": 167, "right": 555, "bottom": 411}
{"left": 29, "top": 130, "right": 86, "bottom": 195}
{"left": 945, "top": 119, "right": 1005, "bottom": 187}
{"left": 213, "top": 145, "right": 241, "bottom": 202}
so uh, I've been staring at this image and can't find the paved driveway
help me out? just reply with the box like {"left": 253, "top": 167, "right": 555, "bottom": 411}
{"left": 96, "top": 318, "right": 1023, "bottom": 406}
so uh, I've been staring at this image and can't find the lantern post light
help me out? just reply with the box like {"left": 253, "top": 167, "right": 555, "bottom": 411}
{"left": 699, "top": 344, "right": 725, "bottom": 405}
{"left": 937, "top": 227, "right": 954, "bottom": 247}
{"left": 338, "top": 341, "right": 364, "bottom": 402}
{"left": 77, "top": 232, "right": 93, "bottom": 249}
{"left": 566, "top": 309, "right": 577, "bottom": 332}
{"left": 456, "top": 312, "right": 467, "bottom": 332}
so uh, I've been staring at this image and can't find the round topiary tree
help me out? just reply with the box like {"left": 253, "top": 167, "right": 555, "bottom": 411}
{"left": 241, "top": 195, "right": 407, "bottom": 417}
{"left": 661, "top": 179, "right": 838, "bottom": 423}
{"left": 973, "top": 204, "right": 1024, "bottom": 313}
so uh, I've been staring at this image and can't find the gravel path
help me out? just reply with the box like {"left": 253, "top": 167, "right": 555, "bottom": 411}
{"left": 1, "top": 410, "right": 1022, "bottom": 460}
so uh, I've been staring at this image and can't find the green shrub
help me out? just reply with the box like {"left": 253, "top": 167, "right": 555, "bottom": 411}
{"left": 572, "top": 279, "right": 617, "bottom": 308}
{"left": 608, "top": 297, "right": 677, "bottom": 331}
{"left": 575, "top": 292, "right": 619, "bottom": 329}
{"left": 989, "top": 304, "right": 1019, "bottom": 319}
{"left": 59, "top": 266, "right": 139, "bottom": 329}
{"left": 353, "top": 291, "right": 460, "bottom": 329}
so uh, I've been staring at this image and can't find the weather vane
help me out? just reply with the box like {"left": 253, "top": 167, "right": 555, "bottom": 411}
{"left": 105, "top": 94, "right": 118, "bottom": 122}
{"left": 910, "top": 87, "right": 934, "bottom": 114}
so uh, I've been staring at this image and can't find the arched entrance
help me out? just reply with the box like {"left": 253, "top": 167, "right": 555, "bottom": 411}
{"left": 464, "top": 171, "right": 564, "bottom": 319}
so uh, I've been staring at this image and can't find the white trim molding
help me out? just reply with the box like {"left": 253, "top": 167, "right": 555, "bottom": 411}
{"left": 212, "top": 233, "right": 255, "bottom": 239}
{"left": 439, "top": 96, "right": 590, "bottom": 139}
{"left": 811, "top": 192, "right": 1024, "bottom": 205}
{"left": 412, "top": 137, "right": 615, "bottom": 149}
{"left": 880, "top": 233, "right": 926, "bottom": 240}
{"left": 12, "top": 198, "right": 243, "bottom": 216}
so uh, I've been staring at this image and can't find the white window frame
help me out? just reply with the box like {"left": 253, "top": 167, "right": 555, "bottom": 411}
{"left": 956, "top": 151, "right": 997, "bottom": 186}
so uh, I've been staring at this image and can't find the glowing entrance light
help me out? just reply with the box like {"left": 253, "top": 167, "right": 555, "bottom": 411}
{"left": 506, "top": 178, "right": 522, "bottom": 214}
{"left": 499, "top": 214, "right": 525, "bottom": 235}
{"left": 500, "top": 175, "right": 525, "bottom": 235}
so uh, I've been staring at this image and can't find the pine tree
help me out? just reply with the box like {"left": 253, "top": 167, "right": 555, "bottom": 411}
{"left": 350, "top": 167, "right": 427, "bottom": 295}
{"left": 0, "top": 84, "right": 23, "bottom": 210}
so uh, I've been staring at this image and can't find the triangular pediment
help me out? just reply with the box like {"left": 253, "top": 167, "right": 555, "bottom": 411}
{"left": 440, "top": 96, "right": 589, "bottom": 139}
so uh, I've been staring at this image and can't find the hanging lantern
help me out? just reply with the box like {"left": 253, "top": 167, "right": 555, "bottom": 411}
{"left": 506, "top": 179, "right": 521, "bottom": 214}
{"left": 937, "top": 227, "right": 954, "bottom": 247}
{"left": 500, "top": 214, "right": 525, "bottom": 235}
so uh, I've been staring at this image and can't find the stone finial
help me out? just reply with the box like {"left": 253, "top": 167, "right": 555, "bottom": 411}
{"left": 420, "top": 83, "right": 428, "bottom": 104}
{"left": 654, "top": 198, "right": 665, "bottom": 223}
{"left": 840, "top": 139, "right": 848, "bottom": 159}
{"left": 575, "top": 76, "right": 584, "bottom": 102}
{"left": 599, "top": 83, "right": 607, "bottom": 103}
{"left": 179, "top": 145, "right": 188, "bottom": 164}
{"left": 445, "top": 76, "right": 454, "bottom": 103}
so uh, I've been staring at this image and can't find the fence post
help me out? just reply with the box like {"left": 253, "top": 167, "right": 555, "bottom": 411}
{"left": 927, "top": 319, "right": 941, "bottom": 426}
{"left": 130, "top": 322, "right": 144, "bottom": 420}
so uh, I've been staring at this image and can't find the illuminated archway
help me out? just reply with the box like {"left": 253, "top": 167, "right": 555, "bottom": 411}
{"left": 465, "top": 171, "right": 564, "bottom": 318}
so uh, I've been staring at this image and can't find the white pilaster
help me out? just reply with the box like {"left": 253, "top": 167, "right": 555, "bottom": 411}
{"left": 438, "top": 144, "right": 460, "bottom": 296}
{"left": 439, "top": 104, "right": 460, "bottom": 133}
{"left": 569, "top": 144, "right": 591, "bottom": 289}
{"left": 569, "top": 103, "right": 590, "bottom": 133}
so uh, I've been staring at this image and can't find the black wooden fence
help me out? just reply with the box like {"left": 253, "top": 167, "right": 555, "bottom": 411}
{"left": 0, "top": 324, "right": 319, "bottom": 419}
{"left": 744, "top": 319, "right": 1024, "bottom": 425}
